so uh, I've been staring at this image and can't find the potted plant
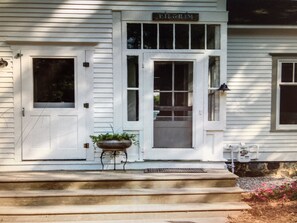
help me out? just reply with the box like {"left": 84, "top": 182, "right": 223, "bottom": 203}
{"left": 90, "top": 132, "right": 136, "bottom": 151}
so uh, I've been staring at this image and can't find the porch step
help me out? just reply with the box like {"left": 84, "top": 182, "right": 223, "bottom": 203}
{"left": 0, "top": 187, "right": 243, "bottom": 206}
{"left": 0, "top": 217, "right": 229, "bottom": 223}
{"left": 0, "top": 170, "right": 249, "bottom": 222}
{"left": 0, "top": 170, "right": 237, "bottom": 190}
{"left": 0, "top": 203, "right": 249, "bottom": 222}
{"left": 28, "top": 217, "right": 228, "bottom": 223}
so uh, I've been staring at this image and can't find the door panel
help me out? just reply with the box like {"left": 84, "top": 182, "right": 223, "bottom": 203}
{"left": 21, "top": 50, "right": 87, "bottom": 160}
{"left": 56, "top": 116, "right": 78, "bottom": 149}
{"left": 143, "top": 53, "right": 204, "bottom": 160}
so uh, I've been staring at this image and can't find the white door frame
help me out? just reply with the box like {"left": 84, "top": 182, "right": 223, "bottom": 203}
{"left": 143, "top": 53, "right": 206, "bottom": 160}
{"left": 13, "top": 46, "right": 94, "bottom": 162}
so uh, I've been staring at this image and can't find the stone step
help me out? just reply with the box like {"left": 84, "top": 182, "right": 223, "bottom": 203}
{"left": 0, "top": 202, "right": 249, "bottom": 222}
{"left": 0, "top": 170, "right": 237, "bottom": 190}
{"left": 0, "top": 187, "right": 244, "bottom": 206}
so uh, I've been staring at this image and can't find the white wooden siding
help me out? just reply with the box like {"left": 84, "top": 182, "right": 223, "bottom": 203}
{"left": 0, "top": 43, "right": 15, "bottom": 162}
{"left": 226, "top": 28, "right": 297, "bottom": 161}
{"left": 0, "top": 0, "right": 223, "bottom": 164}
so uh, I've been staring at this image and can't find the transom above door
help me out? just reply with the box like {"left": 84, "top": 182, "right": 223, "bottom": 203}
{"left": 126, "top": 23, "right": 221, "bottom": 50}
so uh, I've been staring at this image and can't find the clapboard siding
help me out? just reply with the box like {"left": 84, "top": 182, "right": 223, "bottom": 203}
{"left": 0, "top": 1, "right": 219, "bottom": 11}
{"left": 0, "top": 43, "right": 15, "bottom": 161}
{"left": 226, "top": 28, "right": 297, "bottom": 161}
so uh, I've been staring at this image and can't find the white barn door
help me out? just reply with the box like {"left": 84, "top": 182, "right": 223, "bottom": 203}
{"left": 21, "top": 49, "right": 88, "bottom": 160}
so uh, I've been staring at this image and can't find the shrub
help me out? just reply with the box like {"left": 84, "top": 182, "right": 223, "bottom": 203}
{"left": 90, "top": 132, "right": 136, "bottom": 144}
{"left": 246, "top": 181, "right": 297, "bottom": 202}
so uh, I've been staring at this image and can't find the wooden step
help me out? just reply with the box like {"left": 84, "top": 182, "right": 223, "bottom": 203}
{"left": 0, "top": 202, "right": 249, "bottom": 222}
{"left": 1, "top": 217, "right": 229, "bottom": 223}
{"left": 0, "top": 170, "right": 248, "bottom": 222}
{"left": 0, "top": 170, "right": 237, "bottom": 190}
{"left": 0, "top": 187, "right": 244, "bottom": 206}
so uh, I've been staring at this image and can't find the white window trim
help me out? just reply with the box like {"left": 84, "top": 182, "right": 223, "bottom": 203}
{"left": 276, "top": 59, "right": 297, "bottom": 130}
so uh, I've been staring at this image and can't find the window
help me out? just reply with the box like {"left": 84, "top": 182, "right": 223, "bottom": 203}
{"left": 127, "top": 56, "right": 139, "bottom": 121}
{"left": 33, "top": 58, "right": 75, "bottom": 108}
{"left": 271, "top": 55, "right": 297, "bottom": 130}
{"left": 127, "top": 23, "right": 220, "bottom": 50}
{"left": 208, "top": 56, "right": 220, "bottom": 121}
{"left": 154, "top": 61, "right": 193, "bottom": 122}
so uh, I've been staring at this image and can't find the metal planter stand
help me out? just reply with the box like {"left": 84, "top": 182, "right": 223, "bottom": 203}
{"left": 97, "top": 140, "right": 132, "bottom": 171}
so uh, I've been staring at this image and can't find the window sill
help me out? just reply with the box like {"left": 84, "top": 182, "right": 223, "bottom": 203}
{"left": 270, "top": 128, "right": 297, "bottom": 132}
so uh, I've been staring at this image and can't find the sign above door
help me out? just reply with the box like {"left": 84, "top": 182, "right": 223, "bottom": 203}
{"left": 152, "top": 13, "right": 199, "bottom": 22}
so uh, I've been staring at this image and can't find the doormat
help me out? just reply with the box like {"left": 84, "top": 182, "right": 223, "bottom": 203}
{"left": 144, "top": 168, "right": 206, "bottom": 173}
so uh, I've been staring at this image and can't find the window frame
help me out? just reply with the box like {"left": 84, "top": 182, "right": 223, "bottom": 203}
{"left": 32, "top": 57, "right": 76, "bottom": 109}
{"left": 126, "top": 55, "right": 140, "bottom": 122}
{"left": 126, "top": 22, "right": 221, "bottom": 51}
{"left": 271, "top": 54, "right": 297, "bottom": 131}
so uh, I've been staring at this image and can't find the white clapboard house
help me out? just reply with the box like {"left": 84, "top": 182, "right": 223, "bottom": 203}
{"left": 0, "top": 0, "right": 296, "bottom": 171}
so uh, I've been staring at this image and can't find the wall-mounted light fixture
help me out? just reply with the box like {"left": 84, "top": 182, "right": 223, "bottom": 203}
{"left": 218, "top": 83, "right": 230, "bottom": 92}
{"left": 0, "top": 58, "right": 8, "bottom": 68}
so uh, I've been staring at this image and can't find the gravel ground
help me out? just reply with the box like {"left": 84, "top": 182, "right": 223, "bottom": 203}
{"left": 236, "top": 176, "right": 297, "bottom": 191}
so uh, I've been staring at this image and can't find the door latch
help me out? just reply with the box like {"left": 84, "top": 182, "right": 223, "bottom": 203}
{"left": 22, "top": 108, "right": 25, "bottom": 117}
{"left": 84, "top": 143, "right": 89, "bottom": 149}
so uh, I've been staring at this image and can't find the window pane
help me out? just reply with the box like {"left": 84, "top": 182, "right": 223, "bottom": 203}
{"left": 281, "top": 63, "right": 293, "bottom": 82}
{"left": 154, "top": 62, "right": 172, "bottom": 91}
{"left": 175, "top": 24, "right": 189, "bottom": 49}
{"left": 208, "top": 57, "right": 220, "bottom": 121}
{"left": 207, "top": 25, "right": 220, "bottom": 49}
{"left": 143, "top": 24, "right": 157, "bottom": 49}
{"left": 280, "top": 86, "right": 297, "bottom": 124}
{"left": 159, "top": 92, "right": 172, "bottom": 106}
{"left": 174, "top": 93, "right": 190, "bottom": 106}
{"left": 209, "top": 56, "right": 220, "bottom": 88}
{"left": 127, "top": 90, "right": 139, "bottom": 121}
{"left": 159, "top": 24, "right": 173, "bottom": 49}
{"left": 127, "top": 56, "right": 139, "bottom": 88}
{"left": 127, "top": 23, "right": 141, "bottom": 49}
{"left": 208, "top": 90, "right": 220, "bottom": 121}
{"left": 191, "top": 24, "right": 205, "bottom": 49}
{"left": 175, "top": 62, "right": 193, "bottom": 91}
{"left": 33, "top": 58, "right": 74, "bottom": 108}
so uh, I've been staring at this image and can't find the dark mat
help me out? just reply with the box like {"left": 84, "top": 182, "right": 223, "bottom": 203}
{"left": 144, "top": 168, "right": 206, "bottom": 173}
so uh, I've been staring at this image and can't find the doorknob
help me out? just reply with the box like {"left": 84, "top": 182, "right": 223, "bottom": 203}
{"left": 22, "top": 108, "right": 25, "bottom": 117}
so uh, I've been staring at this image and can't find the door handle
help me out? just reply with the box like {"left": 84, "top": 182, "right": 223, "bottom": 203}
{"left": 22, "top": 108, "right": 25, "bottom": 117}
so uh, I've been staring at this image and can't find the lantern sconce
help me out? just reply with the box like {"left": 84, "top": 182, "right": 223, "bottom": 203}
{"left": 218, "top": 83, "right": 230, "bottom": 92}
{"left": 0, "top": 58, "right": 8, "bottom": 68}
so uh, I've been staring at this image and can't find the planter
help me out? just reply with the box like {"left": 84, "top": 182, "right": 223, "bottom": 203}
{"left": 97, "top": 140, "right": 132, "bottom": 151}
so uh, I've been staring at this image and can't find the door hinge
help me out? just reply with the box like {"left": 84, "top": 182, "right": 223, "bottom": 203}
{"left": 84, "top": 143, "right": 89, "bottom": 149}
{"left": 83, "top": 62, "right": 90, "bottom": 67}
{"left": 83, "top": 103, "right": 89, "bottom": 108}
{"left": 15, "top": 53, "right": 23, "bottom": 59}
